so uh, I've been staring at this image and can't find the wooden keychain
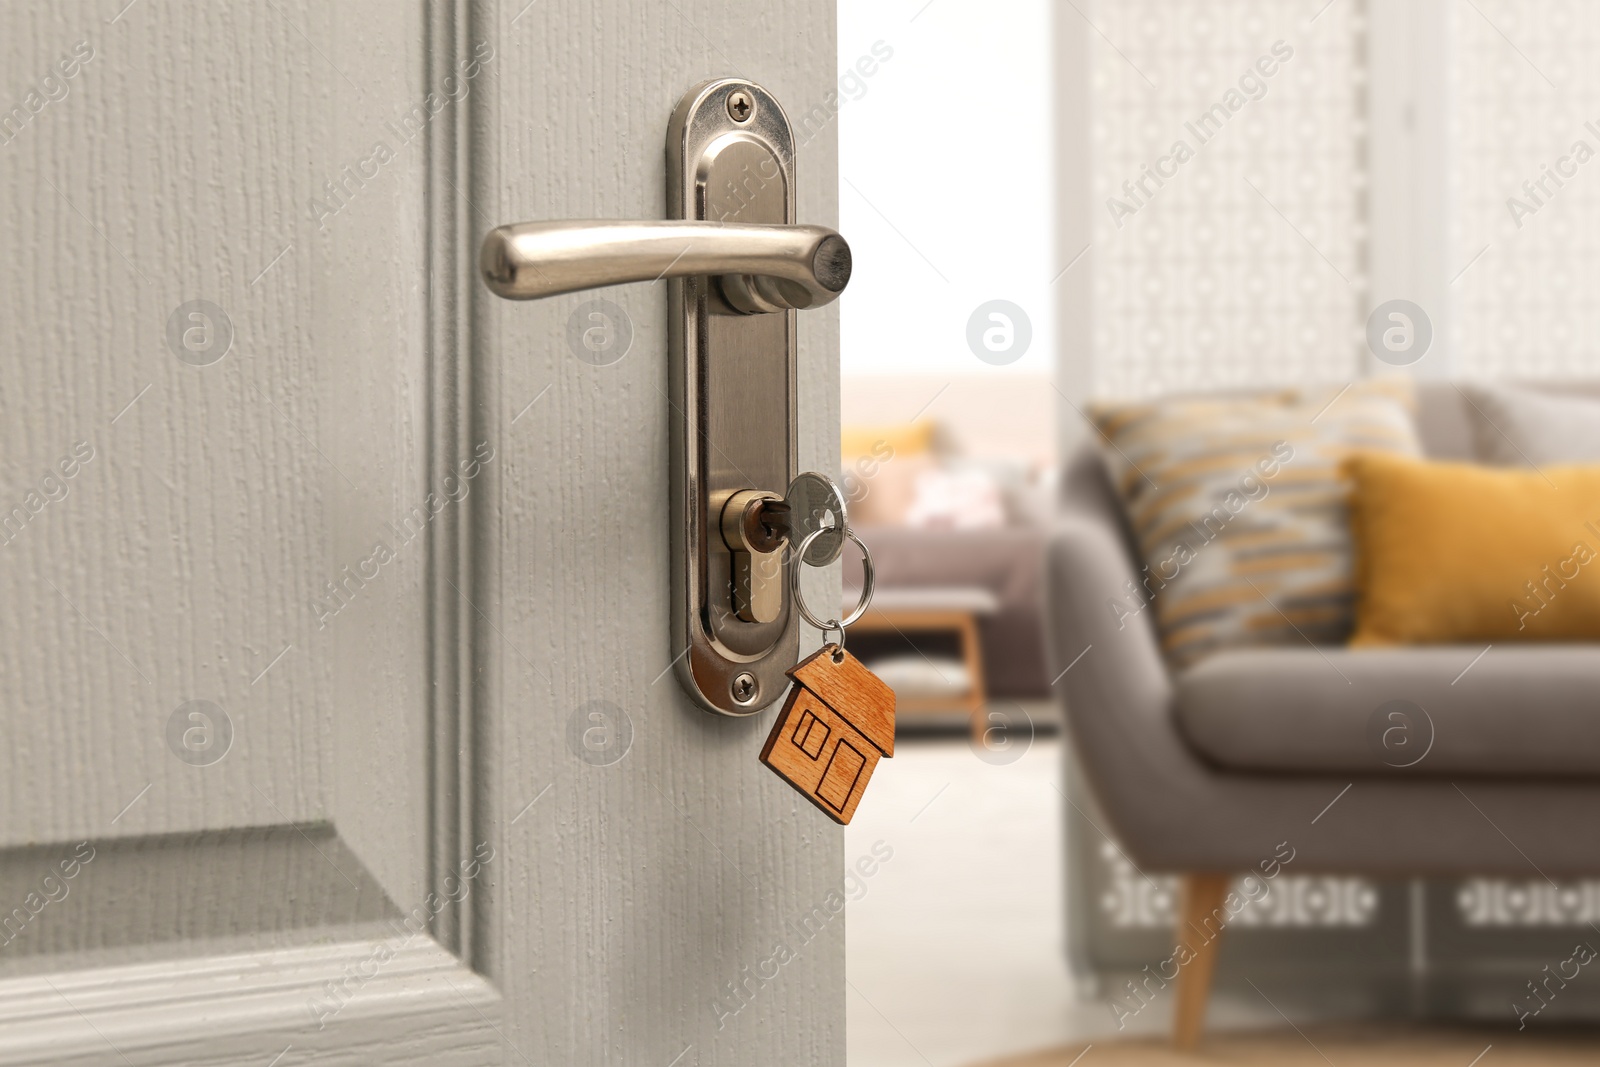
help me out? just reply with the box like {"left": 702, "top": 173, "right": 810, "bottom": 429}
{"left": 759, "top": 524, "right": 894, "bottom": 825}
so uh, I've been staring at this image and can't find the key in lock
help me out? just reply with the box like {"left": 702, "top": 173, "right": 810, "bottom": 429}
{"left": 717, "top": 472, "right": 849, "bottom": 625}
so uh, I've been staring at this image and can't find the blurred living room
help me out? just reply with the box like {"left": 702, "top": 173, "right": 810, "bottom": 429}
{"left": 840, "top": 1, "right": 1600, "bottom": 1065}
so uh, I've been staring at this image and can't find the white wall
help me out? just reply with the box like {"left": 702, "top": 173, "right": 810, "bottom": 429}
{"left": 837, "top": 0, "right": 1056, "bottom": 380}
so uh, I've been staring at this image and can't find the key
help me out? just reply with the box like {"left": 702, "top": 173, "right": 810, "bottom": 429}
{"left": 720, "top": 472, "right": 848, "bottom": 623}
{"left": 784, "top": 471, "right": 848, "bottom": 567}
{"left": 760, "top": 643, "right": 895, "bottom": 825}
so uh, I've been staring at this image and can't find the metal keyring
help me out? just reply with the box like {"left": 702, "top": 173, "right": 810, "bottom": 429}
{"left": 790, "top": 525, "right": 875, "bottom": 636}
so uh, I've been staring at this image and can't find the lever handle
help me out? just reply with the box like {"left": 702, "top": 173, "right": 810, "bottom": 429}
{"left": 480, "top": 220, "right": 852, "bottom": 312}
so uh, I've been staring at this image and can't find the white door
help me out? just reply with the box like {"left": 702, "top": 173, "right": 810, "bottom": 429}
{"left": 0, "top": 2, "right": 843, "bottom": 1064}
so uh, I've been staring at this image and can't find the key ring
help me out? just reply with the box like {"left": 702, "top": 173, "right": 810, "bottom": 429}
{"left": 790, "top": 524, "right": 874, "bottom": 657}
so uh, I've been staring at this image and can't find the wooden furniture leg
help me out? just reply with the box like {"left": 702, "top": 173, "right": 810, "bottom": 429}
{"left": 959, "top": 612, "right": 988, "bottom": 743}
{"left": 1172, "top": 873, "right": 1231, "bottom": 1051}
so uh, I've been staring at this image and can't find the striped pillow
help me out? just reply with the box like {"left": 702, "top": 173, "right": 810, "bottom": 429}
{"left": 1090, "top": 380, "right": 1420, "bottom": 668}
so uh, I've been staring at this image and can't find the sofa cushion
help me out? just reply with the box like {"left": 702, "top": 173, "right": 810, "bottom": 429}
{"left": 1089, "top": 379, "right": 1420, "bottom": 667}
{"left": 1345, "top": 451, "right": 1600, "bottom": 646}
{"left": 1176, "top": 645, "right": 1600, "bottom": 776}
{"left": 1459, "top": 382, "right": 1600, "bottom": 466}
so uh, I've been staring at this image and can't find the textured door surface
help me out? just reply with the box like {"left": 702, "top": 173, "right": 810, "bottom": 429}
{"left": 2, "top": 1, "right": 840, "bottom": 1064}
{"left": 0, "top": 2, "right": 503, "bottom": 1063}
{"left": 473, "top": 1, "right": 844, "bottom": 1062}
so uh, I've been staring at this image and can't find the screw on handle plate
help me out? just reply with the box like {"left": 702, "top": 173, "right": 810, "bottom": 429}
{"left": 726, "top": 88, "right": 755, "bottom": 123}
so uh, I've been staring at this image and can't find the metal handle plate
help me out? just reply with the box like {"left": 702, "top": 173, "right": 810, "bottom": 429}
{"left": 478, "top": 79, "right": 844, "bottom": 716}
{"left": 669, "top": 79, "right": 813, "bottom": 715}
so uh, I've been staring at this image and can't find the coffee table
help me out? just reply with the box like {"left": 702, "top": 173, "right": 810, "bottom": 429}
{"left": 843, "top": 586, "right": 999, "bottom": 741}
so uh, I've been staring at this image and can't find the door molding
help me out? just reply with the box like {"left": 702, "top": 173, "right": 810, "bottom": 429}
{"left": 0, "top": 939, "right": 498, "bottom": 1067}
{"left": 423, "top": 0, "right": 485, "bottom": 968}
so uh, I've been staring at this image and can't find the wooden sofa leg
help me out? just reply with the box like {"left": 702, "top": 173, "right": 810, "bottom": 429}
{"left": 1172, "top": 873, "right": 1230, "bottom": 1051}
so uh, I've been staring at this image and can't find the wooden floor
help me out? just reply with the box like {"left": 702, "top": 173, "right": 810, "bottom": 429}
{"left": 970, "top": 1026, "right": 1600, "bottom": 1066}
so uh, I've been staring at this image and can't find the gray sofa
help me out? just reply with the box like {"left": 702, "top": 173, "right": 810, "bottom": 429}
{"left": 1045, "top": 381, "right": 1600, "bottom": 1046}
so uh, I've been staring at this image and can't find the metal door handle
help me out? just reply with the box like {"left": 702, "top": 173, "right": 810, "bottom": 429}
{"left": 481, "top": 220, "right": 851, "bottom": 313}
{"left": 479, "top": 79, "right": 847, "bottom": 715}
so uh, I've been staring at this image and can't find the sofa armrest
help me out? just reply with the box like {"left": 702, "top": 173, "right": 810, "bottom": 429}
{"left": 1044, "top": 446, "right": 1200, "bottom": 864}
{"left": 1044, "top": 511, "right": 1173, "bottom": 735}
{"left": 1045, "top": 444, "right": 1173, "bottom": 734}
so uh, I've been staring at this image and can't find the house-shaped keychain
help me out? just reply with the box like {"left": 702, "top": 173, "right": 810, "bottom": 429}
{"left": 760, "top": 644, "right": 895, "bottom": 824}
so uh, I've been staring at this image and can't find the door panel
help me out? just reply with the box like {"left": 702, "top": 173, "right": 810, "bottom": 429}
{"left": 3, "top": 0, "right": 841, "bottom": 1062}
{"left": 0, "top": 0, "right": 434, "bottom": 897}
{"left": 0, "top": 0, "right": 481, "bottom": 1059}
{"left": 476, "top": 2, "right": 842, "bottom": 1062}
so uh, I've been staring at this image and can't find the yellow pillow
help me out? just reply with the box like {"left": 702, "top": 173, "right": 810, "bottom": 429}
{"left": 1346, "top": 451, "right": 1600, "bottom": 645}
{"left": 841, "top": 422, "right": 933, "bottom": 461}
{"left": 839, "top": 422, "right": 936, "bottom": 526}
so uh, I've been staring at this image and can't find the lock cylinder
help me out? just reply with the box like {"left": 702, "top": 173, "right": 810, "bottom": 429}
{"left": 719, "top": 490, "right": 788, "bottom": 625}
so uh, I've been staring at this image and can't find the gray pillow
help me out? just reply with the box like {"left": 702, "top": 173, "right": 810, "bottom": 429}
{"left": 1460, "top": 383, "right": 1600, "bottom": 466}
